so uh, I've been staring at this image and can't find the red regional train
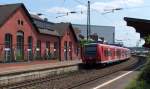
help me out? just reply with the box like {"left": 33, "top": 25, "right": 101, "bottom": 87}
{"left": 82, "top": 43, "right": 131, "bottom": 64}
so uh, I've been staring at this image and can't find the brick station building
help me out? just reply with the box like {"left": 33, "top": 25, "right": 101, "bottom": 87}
{"left": 0, "top": 3, "right": 79, "bottom": 62}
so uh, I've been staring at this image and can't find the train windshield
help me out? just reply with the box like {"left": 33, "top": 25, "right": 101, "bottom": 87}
{"left": 84, "top": 45, "right": 97, "bottom": 57}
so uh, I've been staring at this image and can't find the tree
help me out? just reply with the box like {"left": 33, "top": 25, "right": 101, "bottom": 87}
{"left": 80, "top": 39, "right": 94, "bottom": 47}
{"left": 144, "top": 35, "right": 150, "bottom": 45}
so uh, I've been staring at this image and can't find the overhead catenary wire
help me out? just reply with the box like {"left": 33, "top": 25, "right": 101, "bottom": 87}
{"left": 57, "top": 0, "right": 150, "bottom": 23}
{"left": 73, "top": 0, "right": 87, "bottom": 6}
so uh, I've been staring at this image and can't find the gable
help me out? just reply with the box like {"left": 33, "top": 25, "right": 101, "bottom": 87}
{"left": 0, "top": 3, "right": 22, "bottom": 27}
{"left": 0, "top": 3, "right": 38, "bottom": 32}
{"left": 68, "top": 24, "right": 78, "bottom": 42}
{"left": 54, "top": 23, "right": 78, "bottom": 42}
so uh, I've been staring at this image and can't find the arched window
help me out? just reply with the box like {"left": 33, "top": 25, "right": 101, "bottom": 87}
{"left": 28, "top": 36, "right": 32, "bottom": 49}
{"left": 4, "top": 33, "right": 13, "bottom": 62}
{"left": 5, "top": 34, "right": 12, "bottom": 48}
{"left": 28, "top": 36, "right": 33, "bottom": 60}
{"left": 16, "top": 31, "right": 24, "bottom": 60}
{"left": 36, "top": 40, "right": 41, "bottom": 59}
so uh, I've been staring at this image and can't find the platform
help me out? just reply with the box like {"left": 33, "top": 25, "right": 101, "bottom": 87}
{"left": 0, "top": 59, "right": 82, "bottom": 76}
{"left": 0, "top": 59, "right": 82, "bottom": 86}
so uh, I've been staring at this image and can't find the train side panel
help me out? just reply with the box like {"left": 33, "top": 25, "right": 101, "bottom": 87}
{"left": 101, "top": 45, "right": 113, "bottom": 63}
{"left": 82, "top": 43, "right": 131, "bottom": 64}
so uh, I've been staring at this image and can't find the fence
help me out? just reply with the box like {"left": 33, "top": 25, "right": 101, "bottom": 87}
{"left": 0, "top": 44, "right": 59, "bottom": 63}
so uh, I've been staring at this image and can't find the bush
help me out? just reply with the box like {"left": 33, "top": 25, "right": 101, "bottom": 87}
{"left": 126, "top": 80, "right": 150, "bottom": 89}
{"left": 126, "top": 55, "right": 150, "bottom": 89}
{"left": 138, "top": 57, "right": 150, "bottom": 83}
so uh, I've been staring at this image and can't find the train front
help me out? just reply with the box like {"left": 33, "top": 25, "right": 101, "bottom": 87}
{"left": 82, "top": 43, "right": 98, "bottom": 64}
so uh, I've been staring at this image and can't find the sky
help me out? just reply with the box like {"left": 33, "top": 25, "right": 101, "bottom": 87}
{"left": 1, "top": 0, "right": 150, "bottom": 47}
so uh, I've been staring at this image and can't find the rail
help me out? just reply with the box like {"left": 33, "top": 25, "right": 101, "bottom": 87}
{"left": 1, "top": 56, "right": 146, "bottom": 89}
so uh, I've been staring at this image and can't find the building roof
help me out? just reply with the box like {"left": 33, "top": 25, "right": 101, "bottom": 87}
{"left": 124, "top": 17, "right": 150, "bottom": 24}
{"left": 124, "top": 17, "right": 150, "bottom": 37}
{"left": 32, "top": 17, "right": 60, "bottom": 36}
{"left": 54, "top": 23, "right": 78, "bottom": 42}
{"left": 0, "top": 3, "right": 22, "bottom": 27}
{"left": 0, "top": 3, "right": 78, "bottom": 41}
{"left": 54, "top": 23, "right": 70, "bottom": 36}
{"left": 0, "top": 3, "right": 40, "bottom": 33}
{"left": 31, "top": 14, "right": 43, "bottom": 20}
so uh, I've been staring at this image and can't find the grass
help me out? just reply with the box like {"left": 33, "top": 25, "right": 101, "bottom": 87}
{"left": 126, "top": 80, "right": 150, "bottom": 89}
{"left": 126, "top": 55, "right": 150, "bottom": 89}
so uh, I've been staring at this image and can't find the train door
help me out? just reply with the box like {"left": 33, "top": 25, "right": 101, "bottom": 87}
{"left": 111, "top": 47, "right": 115, "bottom": 61}
{"left": 101, "top": 45, "right": 110, "bottom": 63}
{"left": 116, "top": 49, "right": 121, "bottom": 60}
{"left": 97, "top": 44, "right": 102, "bottom": 62}
{"left": 114, "top": 48, "right": 117, "bottom": 61}
{"left": 121, "top": 49, "right": 124, "bottom": 60}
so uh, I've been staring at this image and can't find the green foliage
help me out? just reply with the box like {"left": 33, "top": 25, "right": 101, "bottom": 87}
{"left": 126, "top": 80, "right": 150, "bottom": 89}
{"left": 80, "top": 39, "right": 94, "bottom": 47}
{"left": 138, "top": 56, "right": 150, "bottom": 83}
{"left": 16, "top": 52, "right": 23, "bottom": 60}
{"left": 126, "top": 56, "right": 150, "bottom": 89}
{"left": 144, "top": 35, "right": 150, "bottom": 44}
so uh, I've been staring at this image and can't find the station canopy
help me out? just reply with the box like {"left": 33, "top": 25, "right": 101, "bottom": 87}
{"left": 124, "top": 17, "right": 150, "bottom": 37}
{"left": 124, "top": 17, "right": 150, "bottom": 47}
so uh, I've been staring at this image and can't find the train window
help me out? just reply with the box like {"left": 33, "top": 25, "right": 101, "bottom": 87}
{"left": 84, "top": 45, "right": 97, "bottom": 57}
{"left": 104, "top": 50, "right": 108, "bottom": 56}
{"left": 85, "top": 46, "right": 96, "bottom": 52}
{"left": 117, "top": 50, "right": 121, "bottom": 57}
{"left": 104, "top": 49, "right": 111, "bottom": 57}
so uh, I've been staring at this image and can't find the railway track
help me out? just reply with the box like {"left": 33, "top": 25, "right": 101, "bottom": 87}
{"left": 1, "top": 56, "right": 146, "bottom": 89}
{"left": 68, "top": 56, "right": 146, "bottom": 89}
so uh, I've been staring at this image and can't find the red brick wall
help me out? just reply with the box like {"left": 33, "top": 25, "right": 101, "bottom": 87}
{"left": 60, "top": 26, "right": 79, "bottom": 61}
{"left": 0, "top": 7, "right": 60, "bottom": 61}
{"left": 0, "top": 6, "right": 78, "bottom": 62}
{"left": 0, "top": 7, "right": 38, "bottom": 45}
{"left": 37, "top": 34, "right": 59, "bottom": 59}
{"left": 0, "top": 7, "right": 38, "bottom": 61}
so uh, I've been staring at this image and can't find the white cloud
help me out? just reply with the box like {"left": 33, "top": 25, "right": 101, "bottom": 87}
{"left": 45, "top": 0, "right": 144, "bottom": 22}
{"left": 123, "top": 0, "right": 144, "bottom": 7}
{"left": 46, "top": 6, "right": 87, "bottom": 22}
{"left": 46, "top": 7, "right": 70, "bottom": 14}
{"left": 76, "top": 5, "right": 87, "bottom": 13}
{"left": 29, "top": 11, "right": 47, "bottom": 19}
{"left": 44, "top": 0, "right": 144, "bottom": 46}
{"left": 55, "top": 13, "right": 86, "bottom": 23}
{"left": 78, "top": 0, "right": 144, "bottom": 13}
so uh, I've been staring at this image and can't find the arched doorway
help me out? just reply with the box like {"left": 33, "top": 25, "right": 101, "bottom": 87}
{"left": 64, "top": 41, "right": 68, "bottom": 60}
{"left": 5, "top": 34, "right": 13, "bottom": 62}
{"left": 28, "top": 36, "right": 33, "bottom": 60}
{"left": 69, "top": 42, "right": 72, "bottom": 60}
{"left": 16, "top": 31, "right": 24, "bottom": 61}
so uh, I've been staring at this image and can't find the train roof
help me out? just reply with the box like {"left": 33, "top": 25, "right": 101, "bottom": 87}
{"left": 85, "top": 43, "right": 129, "bottom": 50}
